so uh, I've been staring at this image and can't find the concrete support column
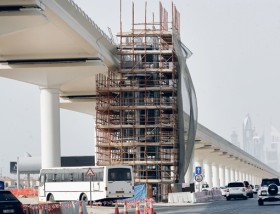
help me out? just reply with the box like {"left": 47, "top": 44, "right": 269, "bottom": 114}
{"left": 235, "top": 170, "right": 239, "bottom": 181}
{"left": 244, "top": 173, "right": 247, "bottom": 181}
{"left": 225, "top": 167, "right": 230, "bottom": 185}
{"left": 238, "top": 171, "right": 242, "bottom": 181}
{"left": 248, "top": 174, "right": 252, "bottom": 184}
{"left": 40, "top": 87, "right": 61, "bottom": 168}
{"left": 204, "top": 163, "right": 213, "bottom": 188}
{"left": 251, "top": 175, "right": 255, "bottom": 185}
{"left": 212, "top": 164, "right": 219, "bottom": 187}
{"left": 242, "top": 172, "right": 245, "bottom": 181}
{"left": 219, "top": 165, "right": 226, "bottom": 187}
{"left": 231, "top": 168, "right": 236, "bottom": 181}
{"left": 230, "top": 168, "right": 235, "bottom": 181}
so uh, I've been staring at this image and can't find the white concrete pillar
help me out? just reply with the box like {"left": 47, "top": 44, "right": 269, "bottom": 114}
{"left": 225, "top": 167, "right": 230, "bottom": 185}
{"left": 248, "top": 174, "right": 252, "bottom": 184}
{"left": 231, "top": 168, "right": 236, "bottom": 181}
{"left": 230, "top": 168, "right": 234, "bottom": 182}
{"left": 242, "top": 172, "right": 245, "bottom": 181}
{"left": 212, "top": 164, "right": 219, "bottom": 187}
{"left": 238, "top": 171, "right": 242, "bottom": 181}
{"left": 40, "top": 87, "right": 61, "bottom": 168}
{"left": 204, "top": 163, "right": 213, "bottom": 188}
{"left": 244, "top": 173, "right": 247, "bottom": 181}
{"left": 235, "top": 170, "right": 239, "bottom": 181}
{"left": 219, "top": 165, "right": 226, "bottom": 187}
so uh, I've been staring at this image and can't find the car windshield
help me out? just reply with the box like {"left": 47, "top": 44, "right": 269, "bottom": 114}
{"left": 0, "top": 191, "right": 18, "bottom": 201}
{"left": 261, "top": 179, "right": 280, "bottom": 186}
{"left": 228, "top": 182, "right": 244, "bottom": 187}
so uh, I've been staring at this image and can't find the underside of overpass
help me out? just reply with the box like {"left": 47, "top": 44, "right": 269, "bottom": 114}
{"left": 193, "top": 123, "right": 279, "bottom": 188}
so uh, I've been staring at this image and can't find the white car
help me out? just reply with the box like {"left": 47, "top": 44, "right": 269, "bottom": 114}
{"left": 226, "top": 182, "right": 247, "bottom": 200}
{"left": 220, "top": 187, "right": 227, "bottom": 197}
{"left": 258, "top": 178, "right": 280, "bottom": 206}
{"left": 253, "top": 185, "right": 260, "bottom": 193}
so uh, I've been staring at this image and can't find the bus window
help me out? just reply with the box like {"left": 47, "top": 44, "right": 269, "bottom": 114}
{"left": 72, "top": 172, "right": 80, "bottom": 181}
{"left": 108, "top": 168, "right": 131, "bottom": 181}
{"left": 55, "top": 173, "right": 62, "bottom": 182}
{"left": 46, "top": 174, "right": 53, "bottom": 182}
{"left": 39, "top": 174, "right": 46, "bottom": 186}
{"left": 52, "top": 174, "right": 57, "bottom": 182}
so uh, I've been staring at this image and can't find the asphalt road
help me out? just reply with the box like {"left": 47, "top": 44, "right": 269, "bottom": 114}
{"left": 19, "top": 195, "right": 280, "bottom": 214}
{"left": 150, "top": 195, "right": 280, "bottom": 214}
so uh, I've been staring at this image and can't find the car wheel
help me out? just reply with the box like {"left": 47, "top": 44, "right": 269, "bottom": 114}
{"left": 48, "top": 194, "right": 55, "bottom": 202}
{"left": 258, "top": 199, "right": 263, "bottom": 206}
{"left": 226, "top": 196, "right": 230, "bottom": 201}
{"left": 243, "top": 196, "right": 247, "bottom": 200}
{"left": 80, "top": 193, "right": 88, "bottom": 203}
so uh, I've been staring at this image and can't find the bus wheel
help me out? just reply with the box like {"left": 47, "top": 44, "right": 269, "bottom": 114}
{"left": 80, "top": 193, "right": 88, "bottom": 203}
{"left": 48, "top": 194, "right": 55, "bottom": 202}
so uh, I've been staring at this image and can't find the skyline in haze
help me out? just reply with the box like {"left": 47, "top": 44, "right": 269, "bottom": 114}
{"left": 1, "top": 0, "right": 280, "bottom": 177}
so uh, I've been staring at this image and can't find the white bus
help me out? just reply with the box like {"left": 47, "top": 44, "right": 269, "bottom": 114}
{"left": 38, "top": 165, "right": 134, "bottom": 202}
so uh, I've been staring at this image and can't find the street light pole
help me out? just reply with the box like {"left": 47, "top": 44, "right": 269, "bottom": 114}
{"left": 17, "top": 157, "right": 20, "bottom": 189}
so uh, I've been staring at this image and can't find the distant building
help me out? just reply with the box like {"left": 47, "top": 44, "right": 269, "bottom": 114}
{"left": 243, "top": 114, "right": 254, "bottom": 154}
{"left": 240, "top": 114, "right": 280, "bottom": 170}
{"left": 252, "top": 134, "right": 264, "bottom": 161}
{"left": 266, "top": 126, "right": 280, "bottom": 171}
{"left": 230, "top": 131, "right": 240, "bottom": 147}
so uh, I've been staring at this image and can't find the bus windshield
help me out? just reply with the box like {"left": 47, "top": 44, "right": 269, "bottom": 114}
{"left": 108, "top": 168, "right": 131, "bottom": 181}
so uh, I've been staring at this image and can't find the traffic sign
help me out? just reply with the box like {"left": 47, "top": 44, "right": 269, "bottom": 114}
{"left": 85, "top": 168, "right": 95, "bottom": 208}
{"left": 85, "top": 167, "right": 95, "bottom": 176}
{"left": 195, "top": 174, "right": 203, "bottom": 182}
{"left": 195, "top": 166, "right": 202, "bottom": 175}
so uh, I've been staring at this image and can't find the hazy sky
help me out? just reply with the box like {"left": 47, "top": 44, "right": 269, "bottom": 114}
{"left": 1, "top": 0, "right": 280, "bottom": 177}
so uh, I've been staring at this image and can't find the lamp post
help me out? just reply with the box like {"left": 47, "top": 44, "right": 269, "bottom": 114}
{"left": 17, "top": 157, "right": 20, "bottom": 189}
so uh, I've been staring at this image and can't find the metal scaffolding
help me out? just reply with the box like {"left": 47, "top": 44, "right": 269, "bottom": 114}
{"left": 96, "top": 2, "right": 181, "bottom": 201}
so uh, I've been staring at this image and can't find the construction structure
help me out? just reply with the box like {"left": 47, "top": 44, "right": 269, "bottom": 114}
{"left": 95, "top": 2, "right": 197, "bottom": 201}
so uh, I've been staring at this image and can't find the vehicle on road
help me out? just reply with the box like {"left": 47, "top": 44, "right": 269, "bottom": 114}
{"left": 0, "top": 190, "right": 24, "bottom": 214}
{"left": 38, "top": 165, "right": 134, "bottom": 203}
{"left": 253, "top": 185, "right": 260, "bottom": 194}
{"left": 258, "top": 178, "right": 280, "bottom": 206}
{"left": 226, "top": 182, "right": 247, "bottom": 200}
{"left": 244, "top": 181, "right": 254, "bottom": 198}
{"left": 220, "top": 186, "right": 227, "bottom": 197}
